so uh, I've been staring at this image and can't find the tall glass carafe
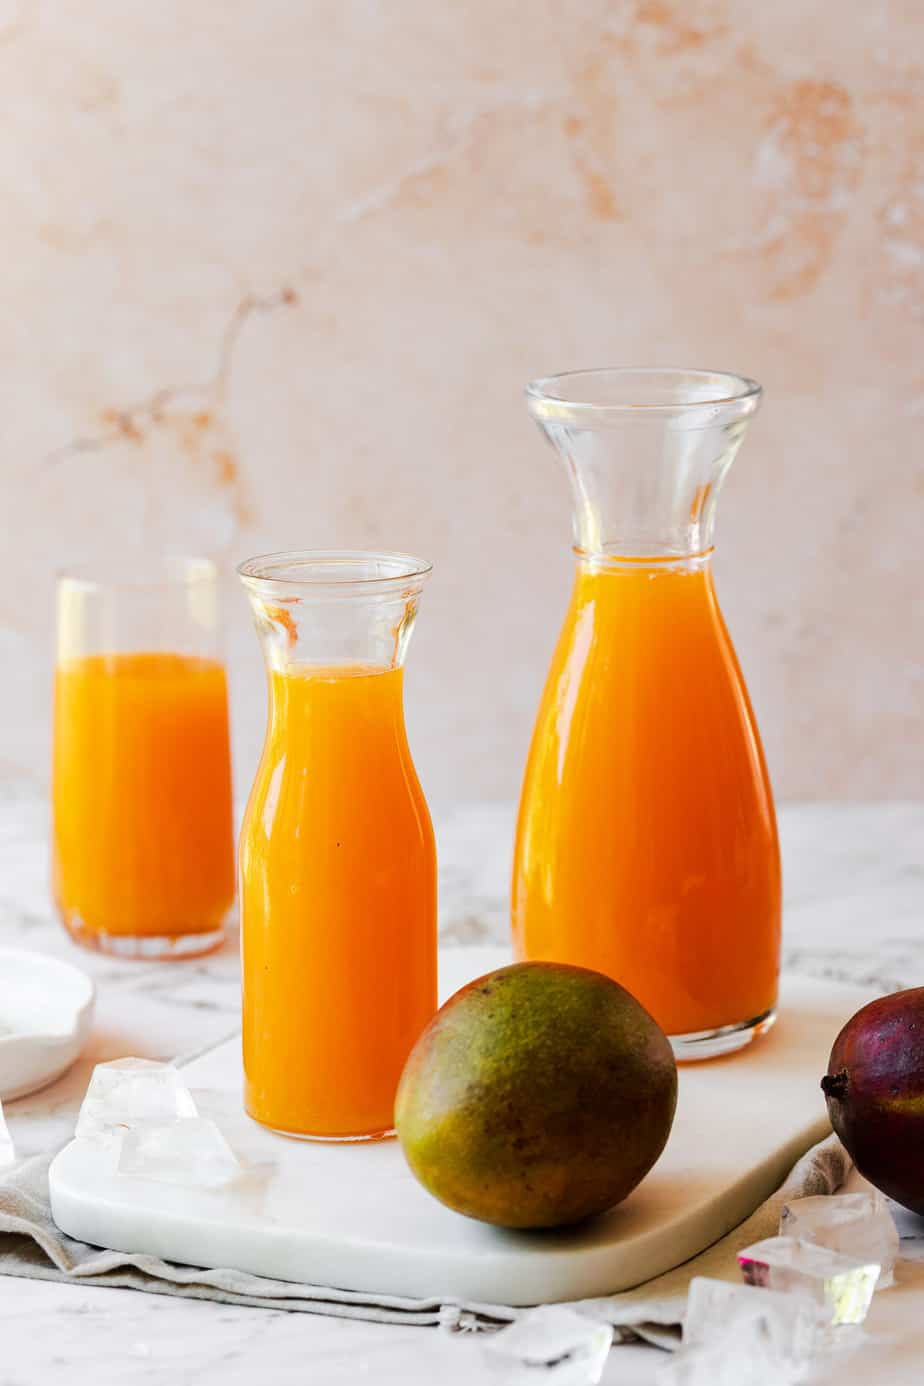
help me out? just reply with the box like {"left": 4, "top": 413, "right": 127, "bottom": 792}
{"left": 238, "top": 551, "right": 436, "bottom": 1139}
{"left": 512, "top": 370, "right": 780, "bottom": 1059}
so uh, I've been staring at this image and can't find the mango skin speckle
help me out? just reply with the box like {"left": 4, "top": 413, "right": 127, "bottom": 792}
{"left": 395, "top": 961, "right": 678, "bottom": 1229}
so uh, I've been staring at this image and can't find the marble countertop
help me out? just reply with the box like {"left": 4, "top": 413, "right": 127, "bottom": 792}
{"left": 1, "top": 794, "right": 922, "bottom": 1384}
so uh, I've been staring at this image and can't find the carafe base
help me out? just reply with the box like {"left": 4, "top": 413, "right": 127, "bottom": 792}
{"left": 670, "top": 1006, "right": 777, "bottom": 1063}
{"left": 254, "top": 1119, "right": 397, "bottom": 1144}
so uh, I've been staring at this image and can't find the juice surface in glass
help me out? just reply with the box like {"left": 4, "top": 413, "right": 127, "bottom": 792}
{"left": 53, "top": 652, "right": 235, "bottom": 946}
{"left": 239, "top": 663, "right": 437, "bottom": 1140}
{"left": 512, "top": 562, "right": 781, "bottom": 1039}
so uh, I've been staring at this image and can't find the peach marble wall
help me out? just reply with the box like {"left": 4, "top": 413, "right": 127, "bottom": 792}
{"left": 5, "top": 1, "right": 923, "bottom": 806}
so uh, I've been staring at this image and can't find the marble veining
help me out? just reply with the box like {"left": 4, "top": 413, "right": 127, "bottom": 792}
{"left": 1, "top": 2, "right": 922, "bottom": 808}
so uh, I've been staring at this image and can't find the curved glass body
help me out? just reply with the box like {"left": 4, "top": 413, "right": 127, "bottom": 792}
{"left": 52, "top": 558, "right": 234, "bottom": 959}
{"left": 512, "top": 370, "right": 781, "bottom": 1058}
{"left": 238, "top": 551, "right": 436, "bottom": 1140}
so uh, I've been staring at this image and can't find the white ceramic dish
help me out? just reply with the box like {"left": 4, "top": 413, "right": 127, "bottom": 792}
{"left": 0, "top": 947, "right": 96, "bottom": 1100}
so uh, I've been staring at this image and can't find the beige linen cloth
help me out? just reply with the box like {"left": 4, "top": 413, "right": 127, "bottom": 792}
{"left": 0, "top": 1135, "right": 849, "bottom": 1348}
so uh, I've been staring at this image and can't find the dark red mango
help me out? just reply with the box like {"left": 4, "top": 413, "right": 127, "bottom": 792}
{"left": 822, "top": 988, "right": 924, "bottom": 1216}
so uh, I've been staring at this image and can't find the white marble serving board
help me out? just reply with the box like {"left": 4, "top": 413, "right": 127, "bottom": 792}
{"left": 48, "top": 951, "right": 873, "bottom": 1306}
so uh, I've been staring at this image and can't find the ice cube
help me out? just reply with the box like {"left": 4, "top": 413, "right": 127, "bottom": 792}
{"left": 780, "top": 1192, "right": 899, "bottom": 1289}
{"left": 661, "top": 1277, "right": 825, "bottom": 1385}
{"left": 76, "top": 1059, "right": 197, "bottom": 1145}
{"left": 482, "top": 1306, "right": 612, "bottom": 1385}
{"left": 118, "top": 1117, "right": 240, "bottom": 1188}
{"left": 660, "top": 1335, "right": 807, "bottom": 1386}
{"left": 683, "top": 1276, "right": 822, "bottom": 1355}
{"left": 738, "top": 1235, "right": 880, "bottom": 1325}
{"left": 0, "top": 1098, "right": 15, "bottom": 1170}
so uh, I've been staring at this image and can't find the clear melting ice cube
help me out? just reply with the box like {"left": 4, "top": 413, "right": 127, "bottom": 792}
{"left": 683, "top": 1275, "right": 822, "bottom": 1355}
{"left": 780, "top": 1192, "right": 899, "bottom": 1289}
{"left": 662, "top": 1276, "right": 824, "bottom": 1386}
{"left": 482, "top": 1306, "right": 612, "bottom": 1385}
{"left": 738, "top": 1235, "right": 880, "bottom": 1325}
{"left": 661, "top": 1335, "right": 807, "bottom": 1386}
{"left": 118, "top": 1117, "right": 240, "bottom": 1188}
{"left": 76, "top": 1059, "right": 198, "bottom": 1145}
{"left": 0, "top": 1098, "right": 15, "bottom": 1170}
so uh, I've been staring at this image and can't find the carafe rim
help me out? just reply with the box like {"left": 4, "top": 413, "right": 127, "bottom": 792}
{"left": 238, "top": 549, "right": 432, "bottom": 597}
{"left": 526, "top": 367, "right": 762, "bottom": 417}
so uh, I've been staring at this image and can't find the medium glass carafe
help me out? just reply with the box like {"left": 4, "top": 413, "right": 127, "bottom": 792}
{"left": 238, "top": 551, "right": 436, "bottom": 1139}
{"left": 512, "top": 370, "right": 780, "bottom": 1059}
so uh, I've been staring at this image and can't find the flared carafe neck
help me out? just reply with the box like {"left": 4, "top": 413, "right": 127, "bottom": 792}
{"left": 237, "top": 550, "right": 431, "bottom": 673}
{"left": 526, "top": 368, "right": 762, "bottom": 563}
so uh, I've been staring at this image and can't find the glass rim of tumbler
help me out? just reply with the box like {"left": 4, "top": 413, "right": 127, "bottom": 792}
{"left": 526, "top": 367, "right": 762, "bottom": 418}
{"left": 237, "top": 549, "right": 433, "bottom": 599}
{"left": 57, "top": 554, "right": 218, "bottom": 595}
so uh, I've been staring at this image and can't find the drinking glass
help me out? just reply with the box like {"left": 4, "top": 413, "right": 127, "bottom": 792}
{"left": 52, "top": 557, "right": 235, "bottom": 959}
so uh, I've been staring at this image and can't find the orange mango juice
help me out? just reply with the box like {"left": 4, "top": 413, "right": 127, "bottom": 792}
{"left": 52, "top": 653, "right": 235, "bottom": 946}
{"left": 240, "top": 664, "right": 436, "bottom": 1139}
{"left": 512, "top": 563, "right": 780, "bottom": 1037}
